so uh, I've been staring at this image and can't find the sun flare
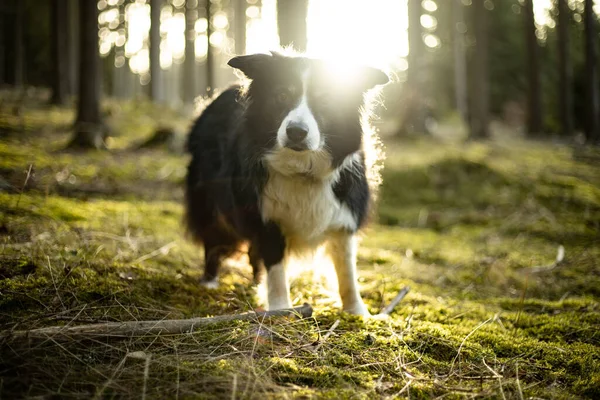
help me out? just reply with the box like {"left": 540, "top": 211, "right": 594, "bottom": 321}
{"left": 305, "top": 0, "right": 408, "bottom": 72}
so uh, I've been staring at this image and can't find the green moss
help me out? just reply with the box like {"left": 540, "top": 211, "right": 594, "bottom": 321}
{"left": 1, "top": 101, "right": 599, "bottom": 399}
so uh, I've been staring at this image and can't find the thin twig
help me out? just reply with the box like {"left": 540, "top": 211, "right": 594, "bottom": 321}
{"left": 94, "top": 354, "right": 128, "bottom": 400}
{"left": 379, "top": 286, "right": 411, "bottom": 316}
{"left": 2, "top": 303, "right": 313, "bottom": 341}
{"left": 523, "top": 245, "right": 565, "bottom": 273}
{"left": 313, "top": 319, "right": 340, "bottom": 352}
{"left": 132, "top": 241, "right": 177, "bottom": 264}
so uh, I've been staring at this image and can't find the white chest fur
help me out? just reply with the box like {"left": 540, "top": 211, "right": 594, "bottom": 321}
{"left": 260, "top": 172, "right": 357, "bottom": 249}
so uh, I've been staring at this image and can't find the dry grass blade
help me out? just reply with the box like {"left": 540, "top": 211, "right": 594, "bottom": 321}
{"left": 15, "top": 163, "right": 33, "bottom": 209}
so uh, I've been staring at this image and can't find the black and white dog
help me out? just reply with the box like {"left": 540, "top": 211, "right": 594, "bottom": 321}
{"left": 185, "top": 52, "right": 388, "bottom": 316}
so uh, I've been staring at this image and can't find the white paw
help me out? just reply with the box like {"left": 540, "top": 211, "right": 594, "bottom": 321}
{"left": 371, "top": 313, "right": 391, "bottom": 321}
{"left": 343, "top": 301, "right": 371, "bottom": 317}
{"left": 267, "top": 292, "right": 292, "bottom": 310}
{"left": 200, "top": 278, "right": 219, "bottom": 290}
{"left": 267, "top": 300, "right": 292, "bottom": 311}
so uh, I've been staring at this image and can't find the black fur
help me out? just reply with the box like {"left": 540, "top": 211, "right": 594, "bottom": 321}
{"left": 332, "top": 156, "right": 371, "bottom": 229}
{"left": 185, "top": 52, "right": 387, "bottom": 283}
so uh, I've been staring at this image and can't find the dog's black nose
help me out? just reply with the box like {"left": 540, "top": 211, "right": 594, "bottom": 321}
{"left": 286, "top": 122, "right": 309, "bottom": 143}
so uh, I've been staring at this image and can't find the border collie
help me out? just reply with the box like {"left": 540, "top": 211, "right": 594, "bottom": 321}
{"left": 185, "top": 52, "right": 388, "bottom": 316}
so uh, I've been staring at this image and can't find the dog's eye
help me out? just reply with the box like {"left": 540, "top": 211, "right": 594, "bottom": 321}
{"left": 277, "top": 91, "right": 289, "bottom": 103}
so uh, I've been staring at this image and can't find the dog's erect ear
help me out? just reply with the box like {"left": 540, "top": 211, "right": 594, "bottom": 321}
{"left": 228, "top": 54, "right": 274, "bottom": 80}
{"left": 314, "top": 60, "right": 389, "bottom": 92}
{"left": 361, "top": 66, "right": 389, "bottom": 89}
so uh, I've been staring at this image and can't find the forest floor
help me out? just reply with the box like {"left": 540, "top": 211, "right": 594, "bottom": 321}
{"left": 0, "top": 94, "right": 599, "bottom": 399}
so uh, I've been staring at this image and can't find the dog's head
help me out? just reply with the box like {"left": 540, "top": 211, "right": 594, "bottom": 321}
{"left": 228, "top": 52, "right": 388, "bottom": 178}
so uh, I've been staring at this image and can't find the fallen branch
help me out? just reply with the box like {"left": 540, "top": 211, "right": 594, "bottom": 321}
{"left": 379, "top": 286, "right": 411, "bottom": 316}
{"left": 523, "top": 245, "right": 565, "bottom": 274}
{"left": 1, "top": 303, "right": 313, "bottom": 342}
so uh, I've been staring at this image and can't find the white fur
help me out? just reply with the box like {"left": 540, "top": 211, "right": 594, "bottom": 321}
{"left": 261, "top": 154, "right": 367, "bottom": 313}
{"left": 200, "top": 278, "right": 219, "bottom": 290}
{"left": 261, "top": 160, "right": 358, "bottom": 250}
{"left": 276, "top": 70, "right": 321, "bottom": 151}
{"left": 267, "top": 262, "right": 292, "bottom": 310}
{"left": 326, "top": 233, "right": 370, "bottom": 316}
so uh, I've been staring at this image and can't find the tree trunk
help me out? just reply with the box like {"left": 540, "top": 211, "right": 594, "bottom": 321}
{"left": 51, "top": 0, "right": 69, "bottom": 105}
{"left": 584, "top": 0, "right": 599, "bottom": 143}
{"left": 277, "top": 0, "right": 308, "bottom": 52}
{"left": 150, "top": 0, "right": 162, "bottom": 102}
{"left": 66, "top": 0, "right": 79, "bottom": 97}
{"left": 469, "top": 0, "right": 490, "bottom": 139}
{"left": 407, "top": 0, "right": 423, "bottom": 86}
{"left": 0, "top": 8, "right": 5, "bottom": 86}
{"left": 396, "top": 0, "right": 428, "bottom": 136}
{"left": 183, "top": 0, "right": 197, "bottom": 104}
{"left": 205, "top": 0, "right": 214, "bottom": 97}
{"left": 557, "top": 0, "right": 573, "bottom": 137}
{"left": 524, "top": 0, "right": 542, "bottom": 136}
{"left": 452, "top": 0, "right": 467, "bottom": 123}
{"left": 14, "top": 0, "right": 24, "bottom": 88}
{"left": 234, "top": 0, "right": 246, "bottom": 55}
{"left": 71, "top": 0, "right": 104, "bottom": 149}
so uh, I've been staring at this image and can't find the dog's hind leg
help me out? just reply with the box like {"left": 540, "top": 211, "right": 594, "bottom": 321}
{"left": 200, "top": 235, "right": 238, "bottom": 289}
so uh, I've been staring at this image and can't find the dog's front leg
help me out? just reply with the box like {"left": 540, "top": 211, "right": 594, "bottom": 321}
{"left": 267, "top": 259, "right": 291, "bottom": 310}
{"left": 327, "top": 233, "right": 370, "bottom": 316}
{"left": 259, "top": 222, "right": 292, "bottom": 310}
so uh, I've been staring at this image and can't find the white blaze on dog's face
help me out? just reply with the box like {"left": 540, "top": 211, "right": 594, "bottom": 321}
{"left": 227, "top": 53, "right": 389, "bottom": 178}
{"left": 275, "top": 70, "right": 321, "bottom": 152}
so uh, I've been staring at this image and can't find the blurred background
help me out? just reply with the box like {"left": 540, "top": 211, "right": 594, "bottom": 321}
{"left": 1, "top": 0, "right": 599, "bottom": 142}
{"left": 1, "top": 2, "right": 600, "bottom": 398}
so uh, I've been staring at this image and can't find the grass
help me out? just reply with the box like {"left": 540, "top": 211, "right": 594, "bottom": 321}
{"left": 1, "top": 95, "right": 599, "bottom": 399}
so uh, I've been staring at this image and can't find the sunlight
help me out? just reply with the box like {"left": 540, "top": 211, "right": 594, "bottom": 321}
{"left": 533, "top": 0, "right": 553, "bottom": 27}
{"left": 305, "top": 0, "right": 408, "bottom": 72}
{"left": 97, "top": 0, "right": 591, "bottom": 84}
{"left": 245, "top": 0, "right": 279, "bottom": 54}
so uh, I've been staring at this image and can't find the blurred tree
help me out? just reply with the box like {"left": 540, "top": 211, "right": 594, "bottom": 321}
{"left": 70, "top": 0, "right": 104, "bottom": 149}
{"left": 407, "top": 0, "right": 423, "bottom": 87}
{"left": 277, "top": 0, "right": 308, "bottom": 51}
{"left": 234, "top": 0, "right": 246, "bottom": 55}
{"left": 67, "top": 0, "right": 78, "bottom": 97}
{"left": 452, "top": 0, "right": 467, "bottom": 122}
{"left": 51, "top": 0, "right": 69, "bottom": 105}
{"left": 469, "top": 0, "right": 490, "bottom": 139}
{"left": 150, "top": 0, "right": 162, "bottom": 102}
{"left": 2, "top": 1, "right": 51, "bottom": 88}
{"left": 557, "top": 0, "right": 573, "bottom": 136}
{"left": 397, "top": 0, "right": 428, "bottom": 136}
{"left": 183, "top": 0, "right": 197, "bottom": 104}
{"left": 524, "top": 0, "right": 542, "bottom": 135}
{"left": 0, "top": 3, "right": 6, "bottom": 86}
{"left": 486, "top": 0, "right": 526, "bottom": 119}
{"left": 14, "top": 0, "right": 24, "bottom": 87}
{"left": 584, "top": 0, "right": 599, "bottom": 143}
{"left": 205, "top": 0, "right": 214, "bottom": 97}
